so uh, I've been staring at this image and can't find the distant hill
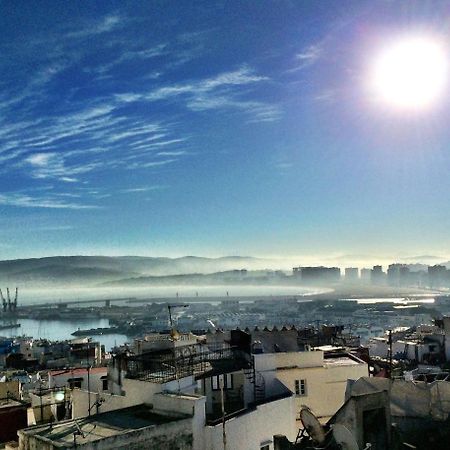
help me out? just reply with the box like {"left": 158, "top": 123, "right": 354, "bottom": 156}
{"left": 0, "top": 255, "right": 267, "bottom": 287}
{"left": 104, "top": 269, "right": 289, "bottom": 287}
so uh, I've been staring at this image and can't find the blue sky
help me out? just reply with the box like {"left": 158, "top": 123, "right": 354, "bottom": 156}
{"left": 2, "top": 1, "right": 450, "bottom": 262}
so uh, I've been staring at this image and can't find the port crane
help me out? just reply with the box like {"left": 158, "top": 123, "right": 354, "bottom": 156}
{"left": 0, "top": 287, "right": 18, "bottom": 312}
{"left": 0, "top": 289, "right": 6, "bottom": 312}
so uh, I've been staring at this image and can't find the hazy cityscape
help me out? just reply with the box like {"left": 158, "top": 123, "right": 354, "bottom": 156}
{"left": 3, "top": 1, "right": 450, "bottom": 449}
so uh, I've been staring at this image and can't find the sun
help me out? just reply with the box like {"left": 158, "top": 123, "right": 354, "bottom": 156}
{"left": 371, "top": 36, "right": 448, "bottom": 110}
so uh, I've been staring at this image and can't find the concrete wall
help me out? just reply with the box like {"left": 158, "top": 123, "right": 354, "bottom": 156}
{"left": 48, "top": 369, "right": 107, "bottom": 393}
{"left": 348, "top": 376, "right": 450, "bottom": 421}
{"left": 18, "top": 418, "right": 194, "bottom": 450}
{"left": 329, "top": 390, "right": 391, "bottom": 449}
{"left": 254, "top": 350, "right": 324, "bottom": 373}
{"left": 0, "top": 380, "right": 21, "bottom": 399}
{"left": 204, "top": 395, "right": 297, "bottom": 450}
{"left": 152, "top": 393, "right": 206, "bottom": 450}
{"left": 72, "top": 376, "right": 197, "bottom": 419}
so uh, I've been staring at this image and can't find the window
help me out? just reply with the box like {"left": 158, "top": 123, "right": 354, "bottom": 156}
{"left": 295, "top": 379, "right": 307, "bottom": 396}
{"left": 68, "top": 377, "right": 83, "bottom": 389}
{"left": 211, "top": 373, "right": 233, "bottom": 391}
{"left": 101, "top": 376, "right": 108, "bottom": 391}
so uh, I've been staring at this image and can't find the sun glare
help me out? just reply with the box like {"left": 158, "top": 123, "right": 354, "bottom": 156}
{"left": 372, "top": 36, "right": 448, "bottom": 110}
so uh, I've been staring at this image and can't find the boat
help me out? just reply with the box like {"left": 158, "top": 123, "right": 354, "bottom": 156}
{"left": 71, "top": 326, "right": 119, "bottom": 336}
{"left": 0, "top": 323, "right": 21, "bottom": 330}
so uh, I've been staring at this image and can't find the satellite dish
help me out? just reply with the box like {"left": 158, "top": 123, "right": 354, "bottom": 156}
{"left": 332, "top": 424, "right": 359, "bottom": 450}
{"left": 299, "top": 408, "right": 326, "bottom": 444}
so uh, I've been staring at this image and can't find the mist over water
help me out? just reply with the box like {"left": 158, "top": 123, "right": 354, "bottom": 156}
{"left": 17, "top": 285, "right": 329, "bottom": 306}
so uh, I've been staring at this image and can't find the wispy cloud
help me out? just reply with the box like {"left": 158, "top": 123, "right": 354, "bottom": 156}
{"left": 0, "top": 193, "right": 99, "bottom": 210}
{"left": 119, "top": 185, "right": 168, "bottom": 193}
{"left": 314, "top": 89, "right": 337, "bottom": 103}
{"left": 157, "top": 151, "right": 187, "bottom": 156}
{"left": 287, "top": 44, "right": 322, "bottom": 73}
{"left": 130, "top": 159, "right": 177, "bottom": 169}
{"left": 24, "top": 152, "right": 101, "bottom": 182}
{"left": 67, "top": 14, "right": 123, "bottom": 39}
{"left": 146, "top": 67, "right": 268, "bottom": 101}
{"left": 0, "top": 11, "right": 283, "bottom": 220}
{"left": 88, "top": 44, "right": 168, "bottom": 75}
{"left": 116, "top": 66, "right": 281, "bottom": 122}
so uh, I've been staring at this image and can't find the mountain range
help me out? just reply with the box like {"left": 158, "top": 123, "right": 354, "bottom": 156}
{"left": 0, "top": 255, "right": 267, "bottom": 287}
{"left": 0, "top": 255, "right": 448, "bottom": 288}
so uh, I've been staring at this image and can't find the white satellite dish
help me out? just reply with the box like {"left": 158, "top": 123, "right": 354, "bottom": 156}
{"left": 299, "top": 408, "right": 326, "bottom": 444}
{"left": 332, "top": 424, "right": 359, "bottom": 450}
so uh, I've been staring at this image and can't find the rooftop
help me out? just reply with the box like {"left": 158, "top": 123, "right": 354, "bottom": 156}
{"left": 49, "top": 367, "right": 107, "bottom": 377}
{"left": 0, "top": 398, "right": 27, "bottom": 409}
{"left": 324, "top": 356, "right": 362, "bottom": 367}
{"left": 20, "top": 404, "right": 188, "bottom": 446}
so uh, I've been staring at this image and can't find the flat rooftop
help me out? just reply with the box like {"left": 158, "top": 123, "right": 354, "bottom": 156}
{"left": 0, "top": 399, "right": 25, "bottom": 409}
{"left": 21, "top": 405, "right": 189, "bottom": 446}
{"left": 324, "top": 356, "right": 362, "bottom": 367}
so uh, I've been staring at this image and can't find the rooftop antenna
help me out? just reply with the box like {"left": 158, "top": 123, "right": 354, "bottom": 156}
{"left": 167, "top": 304, "right": 189, "bottom": 329}
{"left": 297, "top": 408, "right": 326, "bottom": 446}
{"left": 332, "top": 424, "right": 361, "bottom": 450}
{"left": 73, "top": 420, "right": 97, "bottom": 447}
{"left": 0, "top": 289, "right": 6, "bottom": 312}
{"left": 167, "top": 304, "right": 189, "bottom": 392}
{"left": 388, "top": 329, "right": 394, "bottom": 379}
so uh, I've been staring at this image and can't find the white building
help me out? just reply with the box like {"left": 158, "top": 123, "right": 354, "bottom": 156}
{"left": 253, "top": 348, "right": 368, "bottom": 423}
{"left": 48, "top": 367, "right": 108, "bottom": 392}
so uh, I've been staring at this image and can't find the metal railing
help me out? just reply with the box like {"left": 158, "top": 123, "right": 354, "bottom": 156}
{"left": 125, "top": 343, "right": 251, "bottom": 383}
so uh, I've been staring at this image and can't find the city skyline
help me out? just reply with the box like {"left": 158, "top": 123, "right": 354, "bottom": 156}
{"left": 2, "top": 1, "right": 450, "bottom": 260}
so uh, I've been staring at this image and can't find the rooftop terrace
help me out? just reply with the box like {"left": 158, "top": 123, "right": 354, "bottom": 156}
{"left": 20, "top": 404, "right": 189, "bottom": 447}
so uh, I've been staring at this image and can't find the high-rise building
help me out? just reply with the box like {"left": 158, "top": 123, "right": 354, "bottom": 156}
{"left": 292, "top": 266, "right": 341, "bottom": 284}
{"left": 371, "top": 265, "right": 385, "bottom": 285}
{"left": 344, "top": 267, "right": 359, "bottom": 282}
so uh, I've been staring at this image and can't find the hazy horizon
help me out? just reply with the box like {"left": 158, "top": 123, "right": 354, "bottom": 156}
{"left": 1, "top": 252, "right": 449, "bottom": 270}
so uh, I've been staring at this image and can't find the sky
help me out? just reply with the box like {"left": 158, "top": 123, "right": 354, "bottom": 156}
{"left": 2, "top": 0, "right": 450, "bottom": 262}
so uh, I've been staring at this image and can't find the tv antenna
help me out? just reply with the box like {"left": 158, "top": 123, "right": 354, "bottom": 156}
{"left": 73, "top": 420, "right": 97, "bottom": 447}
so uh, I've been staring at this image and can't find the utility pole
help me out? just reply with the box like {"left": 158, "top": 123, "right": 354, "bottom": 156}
{"left": 39, "top": 382, "right": 44, "bottom": 423}
{"left": 220, "top": 377, "right": 227, "bottom": 450}
{"left": 388, "top": 330, "right": 393, "bottom": 379}
{"left": 87, "top": 365, "right": 91, "bottom": 417}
